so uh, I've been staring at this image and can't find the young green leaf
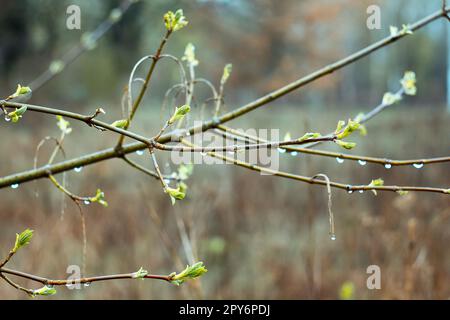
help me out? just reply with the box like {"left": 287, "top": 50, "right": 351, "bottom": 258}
{"left": 400, "top": 24, "right": 413, "bottom": 35}
{"left": 221, "top": 64, "right": 233, "bottom": 85}
{"left": 178, "top": 181, "right": 188, "bottom": 195}
{"left": 170, "top": 261, "right": 207, "bottom": 286}
{"left": 335, "top": 119, "right": 360, "bottom": 139}
{"left": 400, "top": 71, "right": 417, "bottom": 96}
{"left": 33, "top": 285, "right": 57, "bottom": 296}
{"left": 335, "top": 140, "right": 356, "bottom": 150}
{"left": 169, "top": 105, "right": 190, "bottom": 124}
{"left": 132, "top": 267, "right": 148, "bottom": 279}
{"left": 7, "top": 106, "right": 28, "bottom": 123}
{"left": 8, "top": 84, "right": 32, "bottom": 100}
{"left": 298, "top": 132, "right": 321, "bottom": 142}
{"left": 165, "top": 186, "right": 186, "bottom": 205}
{"left": 335, "top": 120, "right": 345, "bottom": 133}
{"left": 182, "top": 43, "right": 199, "bottom": 67}
{"left": 368, "top": 178, "right": 384, "bottom": 196}
{"left": 13, "top": 229, "right": 33, "bottom": 253}
{"left": 389, "top": 24, "right": 413, "bottom": 37}
{"left": 111, "top": 119, "right": 129, "bottom": 129}
{"left": 164, "top": 9, "right": 188, "bottom": 32}
{"left": 389, "top": 26, "right": 399, "bottom": 36}
{"left": 89, "top": 189, "right": 108, "bottom": 207}
{"left": 56, "top": 116, "right": 72, "bottom": 134}
{"left": 352, "top": 113, "right": 368, "bottom": 136}
{"left": 382, "top": 92, "right": 402, "bottom": 106}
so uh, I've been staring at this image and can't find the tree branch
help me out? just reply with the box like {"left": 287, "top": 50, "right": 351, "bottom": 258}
{"left": 0, "top": 267, "right": 172, "bottom": 286}
{"left": 1, "top": 7, "right": 448, "bottom": 189}
{"left": 179, "top": 139, "right": 449, "bottom": 195}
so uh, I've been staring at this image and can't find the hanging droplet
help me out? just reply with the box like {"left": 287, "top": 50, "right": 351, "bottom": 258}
{"left": 136, "top": 150, "right": 144, "bottom": 156}
{"left": 228, "top": 151, "right": 235, "bottom": 155}
{"left": 358, "top": 190, "right": 364, "bottom": 194}
{"left": 84, "top": 282, "right": 91, "bottom": 287}
{"left": 336, "top": 157, "right": 344, "bottom": 164}
{"left": 186, "top": 131, "right": 191, "bottom": 136}
{"left": 4, "top": 115, "right": 11, "bottom": 122}
{"left": 330, "top": 234, "right": 337, "bottom": 241}
{"left": 11, "top": 183, "right": 19, "bottom": 189}
{"left": 384, "top": 163, "right": 392, "bottom": 169}
{"left": 84, "top": 200, "right": 90, "bottom": 205}
{"left": 290, "top": 151, "right": 298, "bottom": 156}
{"left": 412, "top": 163, "right": 424, "bottom": 169}
{"left": 346, "top": 185, "right": 353, "bottom": 194}
{"left": 358, "top": 160, "right": 367, "bottom": 166}
{"left": 200, "top": 152, "right": 207, "bottom": 156}
{"left": 74, "top": 166, "right": 83, "bottom": 173}
{"left": 278, "top": 148, "right": 286, "bottom": 154}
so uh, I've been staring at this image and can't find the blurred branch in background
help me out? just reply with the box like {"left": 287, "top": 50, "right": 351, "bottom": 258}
{"left": 28, "top": 0, "right": 137, "bottom": 91}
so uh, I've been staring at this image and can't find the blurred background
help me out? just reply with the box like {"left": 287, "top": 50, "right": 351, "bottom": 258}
{"left": 0, "top": 0, "right": 449, "bottom": 299}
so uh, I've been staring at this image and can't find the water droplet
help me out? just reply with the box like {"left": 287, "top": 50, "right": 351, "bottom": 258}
{"left": 228, "top": 151, "right": 235, "bottom": 155}
{"left": 186, "top": 132, "right": 191, "bottom": 136}
{"left": 384, "top": 163, "right": 392, "bottom": 169}
{"left": 11, "top": 184, "right": 19, "bottom": 189}
{"left": 163, "top": 179, "right": 171, "bottom": 185}
{"left": 330, "top": 234, "right": 337, "bottom": 241}
{"left": 84, "top": 200, "right": 90, "bottom": 205}
{"left": 358, "top": 160, "right": 367, "bottom": 166}
{"left": 358, "top": 190, "right": 364, "bottom": 194}
{"left": 84, "top": 282, "right": 90, "bottom": 287}
{"left": 136, "top": 150, "right": 144, "bottom": 156}
{"left": 336, "top": 157, "right": 344, "bottom": 164}
{"left": 74, "top": 166, "right": 83, "bottom": 173}
{"left": 200, "top": 152, "right": 207, "bottom": 156}
{"left": 346, "top": 185, "right": 353, "bottom": 194}
{"left": 290, "top": 151, "right": 298, "bottom": 156}
{"left": 413, "top": 163, "right": 424, "bottom": 169}
{"left": 4, "top": 115, "right": 11, "bottom": 122}
{"left": 278, "top": 148, "right": 286, "bottom": 154}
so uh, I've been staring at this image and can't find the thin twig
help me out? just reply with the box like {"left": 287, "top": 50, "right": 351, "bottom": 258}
{"left": 0, "top": 267, "right": 172, "bottom": 286}
{"left": 216, "top": 125, "right": 450, "bottom": 167}
{"left": 179, "top": 139, "right": 449, "bottom": 194}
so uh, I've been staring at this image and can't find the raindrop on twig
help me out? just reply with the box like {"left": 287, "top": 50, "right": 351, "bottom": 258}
{"left": 412, "top": 163, "right": 424, "bottom": 169}
{"left": 358, "top": 160, "right": 367, "bottom": 166}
